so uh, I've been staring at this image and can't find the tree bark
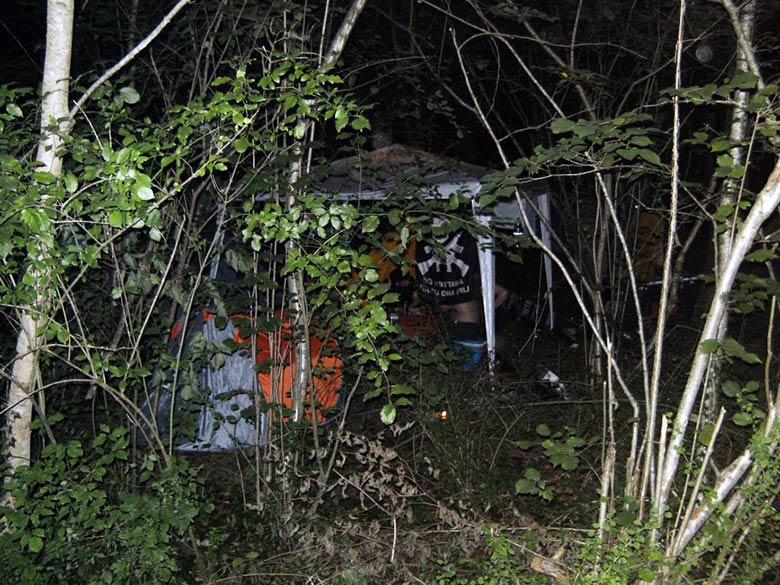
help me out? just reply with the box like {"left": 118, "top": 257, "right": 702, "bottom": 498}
{"left": 701, "top": 0, "right": 757, "bottom": 427}
{"left": 286, "top": 0, "right": 369, "bottom": 422}
{"left": 656, "top": 158, "right": 780, "bottom": 525}
{"left": 4, "top": 0, "right": 74, "bottom": 501}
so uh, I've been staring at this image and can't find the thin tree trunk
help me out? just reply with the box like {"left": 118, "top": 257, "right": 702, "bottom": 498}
{"left": 4, "top": 0, "right": 74, "bottom": 503}
{"left": 286, "top": 0, "right": 369, "bottom": 422}
{"left": 656, "top": 157, "right": 780, "bottom": 528}
{"left": 701, "top": 0, "right": 757, "bottom": 426}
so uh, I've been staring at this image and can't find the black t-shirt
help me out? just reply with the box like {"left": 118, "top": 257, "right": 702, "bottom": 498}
{"left": 416, "top": 228, "right": 480, "bottom": 305}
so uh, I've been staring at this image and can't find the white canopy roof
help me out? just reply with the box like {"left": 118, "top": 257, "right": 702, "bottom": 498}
{"left": 318, "top": 144, "right": 555, "bottom": 370}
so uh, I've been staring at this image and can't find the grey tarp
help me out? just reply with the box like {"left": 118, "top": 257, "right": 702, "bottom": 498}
{"left": 141, "top": 315, "right": 267, "bottom": 452}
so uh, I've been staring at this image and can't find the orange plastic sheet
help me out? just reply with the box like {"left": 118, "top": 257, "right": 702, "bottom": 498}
{"left": 172, "top": 312, "right": 342, "bottom": 420}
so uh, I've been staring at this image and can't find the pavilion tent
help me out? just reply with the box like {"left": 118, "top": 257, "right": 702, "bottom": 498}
{"left": 316, "top": 144, "right": 556, "bottom": 367}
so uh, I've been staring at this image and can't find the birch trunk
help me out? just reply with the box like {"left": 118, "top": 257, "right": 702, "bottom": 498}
{"left": 4, "top": 0, "right": 74, "bottom": 499}
{"left": 656, "top": 158, "right": 780, "bottom": 525}
{"left": 701, "top": 0, "right": 757, "bottom": 426}
{"left": 286, "top": 0, "right": 369, "bottom": 422}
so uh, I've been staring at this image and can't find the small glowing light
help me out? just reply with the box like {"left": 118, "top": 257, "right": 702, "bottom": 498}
{"left": 436, "top": 410, "right": 450, "bottom": 421}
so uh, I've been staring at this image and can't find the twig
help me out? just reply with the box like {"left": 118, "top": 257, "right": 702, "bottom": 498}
{"left": 69, "top": 0, "right": 193, "bottom": 122}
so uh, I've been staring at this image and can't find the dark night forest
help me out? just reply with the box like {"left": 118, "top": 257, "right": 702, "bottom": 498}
{"left": 2, "top": 0, "right": 780, "bottom": 583}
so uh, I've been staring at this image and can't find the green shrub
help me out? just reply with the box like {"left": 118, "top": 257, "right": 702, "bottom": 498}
{"left": 0, "top": 426, "right": 202, "bottom": 584}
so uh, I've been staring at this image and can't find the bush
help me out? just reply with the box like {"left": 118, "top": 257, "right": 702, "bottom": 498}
{"left": 0, "top": 426, "right": 202, "bottom": 584}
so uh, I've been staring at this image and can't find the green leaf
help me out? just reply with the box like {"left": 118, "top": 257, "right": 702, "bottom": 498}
{"left": 362, "top": 215, "right": 380, "bottom": 233}
{"left": 638, "top": 149, "right": 661, "bottom": 165}
{"left": 6, "top": 103, "right": 22, "bottom": 118}
{"left": 108, "top": 210, "right": 124, "bottom": 228}
{"left": 731, "top": 71, "right": 759, "bottom": 90}
{"left": 698, "top": 425, "right": 715, "bottom": 446}
{"left": 27, "top": 536, "right": 44, "bottom": 553}
{"left": 638, "top": 569, "right": 656, "bottom": 581}
{"left": 716, "top": 153, "right": 734, "bottom": 169}
{"left": 390, "top": 384, "right": 416, "bottom": 396}
{"left": 334, "top": 106, "right": 348, "bottom": 132}
{"left": 515, "top": 478, "right": 537, "bottom": 494}
{"left": 135, "top": 185, "right": 154, "bottom": 201}
{"left": 351, "top": 115, "right": 371, "bottom": 131}
{"left": 63, "top": 173, "right": 78, "bottom": 194}
{"left": 722, "top": 380, "right": 740, "bottom": 398}
{"left": 119, "top": 86, "right": 141, "bottom": 104}
{"left": 715, "top": 203, "right": 735, "bottom": 222}
{"left": 536, "top": 423, "right": 551, "bottom": 437}
{"left": 710, "top": 138, "right": 731, "bottom": 153}
{"left": 550, "top": 118, "right": 575, "bottom": 134}
{"left": 364, "top": 268, "right": 379, "bottom": 283}
{"left": 234, "top": 137, "right": 250, "bottom": 153}
{"left": 700, "top": 339, "right": 720, "bottom": 354}
{"left": 524, "top": 467, "right": 542, "bottom": 481}
{"left": 740, "top": 352, "right": 762, "bottom": 364}
{"left": 380, "top": 404, "right": 397, "bottom": 425}
{"left": 745, "top": 248, "right": 776, "bottom": 263}
{"left": 721, "top": 338, "right": 761, "bottom": 363}
{"left": 732, "top": 412, "right": 753, "bottom": 427}
{"left": 33, "top": 171, "right": 56, "bottom": 185}
{"left": 551, "top": 453, "right": 579, "bottom": 470}
{"left": 629, "top": 135, "right": 652, "bottom": 147}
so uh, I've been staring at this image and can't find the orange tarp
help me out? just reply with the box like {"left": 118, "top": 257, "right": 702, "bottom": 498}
{"left": 172, "top": 313, "right": 342, "bottom": 420}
